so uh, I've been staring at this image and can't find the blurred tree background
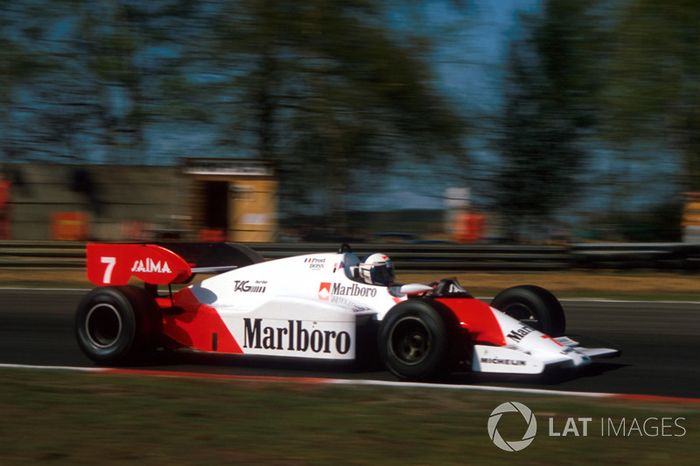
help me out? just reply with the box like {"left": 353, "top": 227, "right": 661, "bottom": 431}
{"left": 492, "top": 1, "right": 603, "bottom": 241}
{"left": 0, "top": 0, "right": 698, "bottom": 241}
{"left": 489, "top": 0, "right": 698, "bottom": 241}
{"left": 0, "top": 0, "right": 466, "bottom": 231}
{"left": 197, "top": 0, "right": 466, "bottom": 224}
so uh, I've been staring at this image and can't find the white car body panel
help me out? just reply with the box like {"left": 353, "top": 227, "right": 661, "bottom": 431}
{"left": 183, "top": 252, "right": 615, "bottom": 371}
{"left": 187, "top": 253, "right": 400, "bottom": 360}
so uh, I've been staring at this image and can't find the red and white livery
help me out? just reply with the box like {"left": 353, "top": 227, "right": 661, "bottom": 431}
{"left": 75, "top": 243, "right": 618, "bottom": 380}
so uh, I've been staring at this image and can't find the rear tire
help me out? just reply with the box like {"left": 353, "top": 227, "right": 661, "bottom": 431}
{"left": 378, "top": 301, "right": 450, "bottom": 380}
{"left": 491, "top": 285, "right": 566, "bottom": 336}
{"left": 75, "top": 286, "right": 160, "bottom": 365}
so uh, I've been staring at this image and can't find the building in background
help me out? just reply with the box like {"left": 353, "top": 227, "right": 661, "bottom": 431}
{"left": 5, "top": 159, "right": 278, "bottom": 242}
{"left": 183, "top": 158, "right": 277, "bottom": 242}
{"left": 683, "top": 192, "right": 700, "bottom": 243}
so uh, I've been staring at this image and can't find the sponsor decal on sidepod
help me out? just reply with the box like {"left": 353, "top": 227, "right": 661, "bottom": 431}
{"left": 243, "top": 318, "right": 351, "bottom": 354}
{"left": 318, "top": 282, "right": 378, "bottom": 301}
{"left": 234, "top": 280, "right": 267, "bottom": 293}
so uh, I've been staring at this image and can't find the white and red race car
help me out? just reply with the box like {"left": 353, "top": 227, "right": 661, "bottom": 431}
{"left": 75, "top": 243, "right": 618, "bottom": 380}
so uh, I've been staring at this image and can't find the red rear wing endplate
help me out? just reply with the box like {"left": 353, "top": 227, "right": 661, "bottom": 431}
{"left": 87, "top": 243, "right": 193, "bottom": 286}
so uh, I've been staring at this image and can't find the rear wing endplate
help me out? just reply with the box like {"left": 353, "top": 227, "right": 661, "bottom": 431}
{"left": 87, "top": 242, "right": 265, "bottom": 286}
{"left": 87, "top": 243, "right": 193, "bottom": 286}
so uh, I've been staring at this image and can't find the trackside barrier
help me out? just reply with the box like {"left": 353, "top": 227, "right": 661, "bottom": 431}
{"left": 570, "top": 243, "right": 700, "bottom": 271}
{"left": 0, "top": 241, "right": 698, "bottom": 272}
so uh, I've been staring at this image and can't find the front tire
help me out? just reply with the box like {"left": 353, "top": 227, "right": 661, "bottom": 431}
{"left": 491, "top": 285, "right": 566, "bottom": 336}
{"left": 378, "top": 301, "right": 450, "bottom": 380}
{"left": 75, "top": 286, "right": 159, "bottom": 365}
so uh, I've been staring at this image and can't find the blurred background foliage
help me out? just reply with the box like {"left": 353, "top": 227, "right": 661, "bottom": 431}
{"left": 487, "top": 0, "right": 699, "bottom": 241}
{"left": 0, "top": 0, "right": 698, "bottom": 241}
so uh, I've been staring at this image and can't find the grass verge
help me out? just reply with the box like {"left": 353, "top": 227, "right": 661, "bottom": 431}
{"left": 0, "top": 368, "right": 697, "bottom": 465}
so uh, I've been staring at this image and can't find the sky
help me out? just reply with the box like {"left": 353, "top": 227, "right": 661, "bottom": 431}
{"left": 431, "top": 0, "right": 539, "bottom": 111}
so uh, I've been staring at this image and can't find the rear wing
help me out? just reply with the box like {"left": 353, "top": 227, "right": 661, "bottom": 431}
{"left": 86, "top": 243, "right": 264, "bottom": 286}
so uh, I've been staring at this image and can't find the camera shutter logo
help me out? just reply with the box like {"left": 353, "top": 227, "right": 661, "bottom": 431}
{"left": 487, "top": 401, "right": 538, "bottom": 452}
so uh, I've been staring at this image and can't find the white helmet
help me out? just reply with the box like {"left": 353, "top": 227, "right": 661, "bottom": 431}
{"left": 359, "top": 253, "right": 395, "bottom": 285}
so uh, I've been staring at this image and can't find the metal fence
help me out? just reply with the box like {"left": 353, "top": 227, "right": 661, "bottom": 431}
{"left": 1, "top": 241, "right": 699, "bottom": 272}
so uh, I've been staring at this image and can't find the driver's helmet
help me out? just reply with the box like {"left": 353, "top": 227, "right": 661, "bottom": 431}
{"left": 358, "top": 253, "right": 395, "bottom": 286}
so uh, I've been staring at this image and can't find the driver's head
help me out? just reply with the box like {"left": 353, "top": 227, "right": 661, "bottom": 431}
{"left": 359, "top": 253, "right": 395, "bottom": 286}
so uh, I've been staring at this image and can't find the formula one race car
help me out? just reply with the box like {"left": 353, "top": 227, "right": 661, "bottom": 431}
{"left": 75, "top": 243, "right": 618, "bottom": 380}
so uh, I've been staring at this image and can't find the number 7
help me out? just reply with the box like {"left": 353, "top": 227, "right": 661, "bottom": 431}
{"left": 101, "top": 256, "right": 116, "bottom": 284}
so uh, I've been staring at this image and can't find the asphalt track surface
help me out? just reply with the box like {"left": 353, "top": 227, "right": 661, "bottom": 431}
{"left": 1, "top": 289, "right": 699, "bottom": 398}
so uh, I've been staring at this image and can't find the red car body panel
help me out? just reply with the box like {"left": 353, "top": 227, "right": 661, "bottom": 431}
{"left": 159, "top": 288, "right": 243, "bottom": 354}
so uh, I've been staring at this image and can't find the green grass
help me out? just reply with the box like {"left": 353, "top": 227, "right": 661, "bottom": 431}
{"left": 0, "top": 368, "right": 697, "bottom": 465}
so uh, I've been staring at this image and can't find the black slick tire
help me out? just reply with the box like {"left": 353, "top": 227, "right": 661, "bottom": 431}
{"left": 378, "top": 300, "right": 450, "bottom": 380}
{"left": 75, "top": 286, "right": 159, "bottom": 365}
{"left": 491, "top": 285, "right": 566, "bottom": 336}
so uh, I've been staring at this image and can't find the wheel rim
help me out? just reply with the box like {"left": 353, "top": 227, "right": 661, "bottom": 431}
{"left": 502, "top": 303, "right": 540, "bottom": 329}
{"left": 85, "top": 303, "right": 123, "bottom": 349}
{"left": 388, "top": 316, "right": 431, "bottom": 365}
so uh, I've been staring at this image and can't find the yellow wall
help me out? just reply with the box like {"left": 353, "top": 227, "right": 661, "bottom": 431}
{"left": 229, "top": 178, "right": 277, "bottom": 242}
{"left": 683, "top": 199, "right": 700, "bottom": 227}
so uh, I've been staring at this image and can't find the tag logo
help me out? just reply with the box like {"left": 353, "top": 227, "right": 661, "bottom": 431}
{"left": 234, "top": 280, "right": 267, "bottom": 293}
